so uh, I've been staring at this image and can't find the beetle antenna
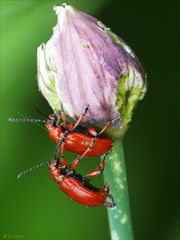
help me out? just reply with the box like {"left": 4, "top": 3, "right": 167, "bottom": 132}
{"left": 17, "top": 160, "right": 50, "bottom": 179}
{"left": 8, "top": 118, "right": 46, "bottom": 123}
{"left": 35, "top": 105, "right": 50, "bottom": 119}
{"left": 9, "top": 112, "right": 48, "bottom": 132}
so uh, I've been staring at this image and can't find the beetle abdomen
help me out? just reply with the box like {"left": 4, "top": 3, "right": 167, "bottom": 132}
{"left": 64, "top": 133, "right": 112, "bottom": 156}
{"left": 59, "top": 176, "right": 108, "bottom": 207}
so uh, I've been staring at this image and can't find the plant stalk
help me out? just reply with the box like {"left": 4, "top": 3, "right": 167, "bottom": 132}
{"left": 103, "top": 140, "right": 134, "bottom": 240}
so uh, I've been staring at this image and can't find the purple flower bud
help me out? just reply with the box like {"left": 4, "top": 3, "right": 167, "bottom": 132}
{"left": 37, "top": 4, "right": 147, "bottom": 136}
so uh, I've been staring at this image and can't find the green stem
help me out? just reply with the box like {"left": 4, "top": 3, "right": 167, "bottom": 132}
{"left": 103, "top": 140, "right": 134, "bottom": 240}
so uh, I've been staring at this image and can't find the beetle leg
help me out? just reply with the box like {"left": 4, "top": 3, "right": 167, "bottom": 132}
{"left": 61, "top": 112, "right": 66, "bottom": 127}
{"left": 52, "top": 130, "right": 69, "bottom": 161}
{"left": 104, "top": 194, "right": 116, "bottom": 208}
{"left": 85, "top": 159, "right": 105, "bottom": 178}
{"left": 71, "top": 105, "right": 89, "bottom": 131}
{"left": 85, "top": 151, "right": 110, "bottom": 178}
{"left": 59, "top": 102, "right": 67, "bottom": 127}
{"left": 59, "top": 103, "right": 88, "bottom": 129}
{"left": 97, "top": 116, "right": 121, "bottom": 136}
{"left": 69, "top": 137, "right": 96, "bottom": 170}
{"left": 51, "top": 154, "right": 68, "bottom": 170}
{"left": 59, "top": 142, "right": 68, "bottom": 166}
{"left": 60, "top": 142, "right": 65, "bottom": 158}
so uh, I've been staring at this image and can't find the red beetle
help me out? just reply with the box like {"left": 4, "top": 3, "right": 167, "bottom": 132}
{"left": 9, "top": 106, "right": 120, "bottom": 169}
{"left": 16, "top": 153, "right": 116, "bottom": 208}
{"left": 46, "top": 105, "right": 120, "bottom": 169}
{"left": 49, "top": 155, "right": 116, "bottom": 208}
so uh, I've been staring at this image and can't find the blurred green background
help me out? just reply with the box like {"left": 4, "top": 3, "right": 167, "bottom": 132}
{"left": 1, "top": 0, "right": 180, "bottom": 240}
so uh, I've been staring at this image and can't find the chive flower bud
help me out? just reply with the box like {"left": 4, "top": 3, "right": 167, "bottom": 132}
{"left": 37, "top": 4, "right": 147, "bottom": 137}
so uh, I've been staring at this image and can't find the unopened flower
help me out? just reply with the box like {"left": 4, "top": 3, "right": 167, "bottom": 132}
{"left": 37, "top": 4, "right": 147, "bottom": 137}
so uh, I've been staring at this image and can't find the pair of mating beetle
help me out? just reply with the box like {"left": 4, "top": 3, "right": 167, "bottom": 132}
{"left": 10, "top": 106, "right": 119, "bottom": 208}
